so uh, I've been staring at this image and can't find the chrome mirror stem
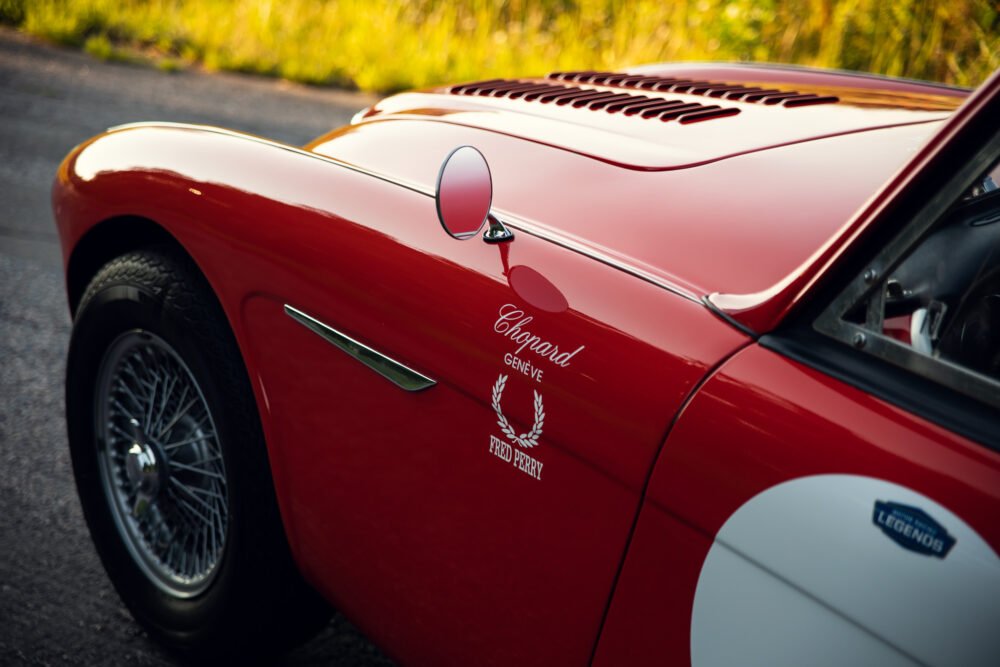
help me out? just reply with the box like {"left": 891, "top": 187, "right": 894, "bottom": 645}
{"left": 483, "top": 213, "right": 514, "bottom": 244}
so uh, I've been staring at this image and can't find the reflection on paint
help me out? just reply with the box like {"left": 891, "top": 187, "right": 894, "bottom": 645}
{"left": 509, "top": 265, "right": 569, "bottom": 314}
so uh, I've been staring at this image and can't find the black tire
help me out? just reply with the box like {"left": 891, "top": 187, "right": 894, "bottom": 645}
{"left": 66, "top": 247, "right": 330, "bottom": 662}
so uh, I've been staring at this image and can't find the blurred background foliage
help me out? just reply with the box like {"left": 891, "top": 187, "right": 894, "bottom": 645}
{"left": 1, "top": 0, "right": 997, "bottom": 92}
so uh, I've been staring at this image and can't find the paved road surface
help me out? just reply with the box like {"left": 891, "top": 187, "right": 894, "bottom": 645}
{"left": 0, "top": 27, "right": 394, "bottom": 666}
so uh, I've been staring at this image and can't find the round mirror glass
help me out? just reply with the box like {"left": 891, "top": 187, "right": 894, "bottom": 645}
{"left": 436, "top": 145, "right": 493, "bottom": 240}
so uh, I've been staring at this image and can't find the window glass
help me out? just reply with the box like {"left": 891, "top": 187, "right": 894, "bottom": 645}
{"left": 841, "top": 158, "right": 1000, "bottom": 383}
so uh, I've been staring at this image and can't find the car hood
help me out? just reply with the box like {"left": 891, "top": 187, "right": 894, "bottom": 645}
{"left": 357, "top": 63, "right": 964, "bottom": 170}
{"left": 309, "top": 64, "right": 965, "bottom": 315}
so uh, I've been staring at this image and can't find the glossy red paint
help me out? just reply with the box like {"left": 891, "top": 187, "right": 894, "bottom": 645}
{"left": 711, "top": 67, "right": 1000, "bottom": 333}
{"left": 337, "top": 63, "right": 985, "bottom": 335}
{"left": 595, "top": 344, "right": 1000, "bottom": 665}
{"left": 52, "top": 62, "right": 1000, "bottom": 665}
{"left": 52, "top": 121, "right": 747, "bottom": 664}
{"left": 310, "top": 118, "right": 939, "bottom": 303}
{"left": 508, "top": 265, "right": 569, "bottom": 313}
{"left": 362, "top": 78, "right": 950, "bottom": 171}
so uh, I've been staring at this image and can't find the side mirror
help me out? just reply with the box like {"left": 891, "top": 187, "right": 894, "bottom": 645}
{"left": 435, "top": 146, "right": 513, "bottom": 243}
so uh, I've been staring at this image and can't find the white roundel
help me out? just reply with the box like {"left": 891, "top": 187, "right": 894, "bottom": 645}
{"left": 690, "top": 475, "right": 1000, "bottom": 667}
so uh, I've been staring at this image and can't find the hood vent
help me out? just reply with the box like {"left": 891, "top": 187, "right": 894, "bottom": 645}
{"left": 547, "top": 71, "right": 839, "bottom": 107}
{"left": 448, "top": 79, "right": 741, "bottom": 124}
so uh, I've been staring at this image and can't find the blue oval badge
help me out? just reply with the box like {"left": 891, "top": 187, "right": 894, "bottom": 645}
{"left": 873, "top": 500, "right": 956, "bottom": 558}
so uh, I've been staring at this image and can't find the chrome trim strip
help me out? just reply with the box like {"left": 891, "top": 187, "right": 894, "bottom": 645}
{"left": 283, "top": 304, "right": 436, "bottom": 392}
{"left": 497, "top": 213, "right": 701, "bottom": 302}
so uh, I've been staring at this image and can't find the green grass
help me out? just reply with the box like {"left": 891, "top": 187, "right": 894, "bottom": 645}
{"left": 3, "top": 0, "right": 998, "bottom": 92}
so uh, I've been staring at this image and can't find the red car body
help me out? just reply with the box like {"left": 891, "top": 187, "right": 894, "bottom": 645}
{"left": 53, "top": 63, "right": 1000, "bottom": 665}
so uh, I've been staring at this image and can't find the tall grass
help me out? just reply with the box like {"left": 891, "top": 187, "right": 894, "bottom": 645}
{"left": 3, "top": 0, "right": 997, "bottom": 91}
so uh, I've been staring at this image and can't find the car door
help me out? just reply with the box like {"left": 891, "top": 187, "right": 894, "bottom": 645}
{"left": 594, "top": 71, "right": 1000, "bottom": 666}
{"left": 237, "top": 123, "right": 748, "bottom": 665}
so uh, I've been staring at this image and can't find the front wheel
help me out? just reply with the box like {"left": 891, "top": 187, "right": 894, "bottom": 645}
{"left": 66, "top": 248, "right": 329, "bottom": 661}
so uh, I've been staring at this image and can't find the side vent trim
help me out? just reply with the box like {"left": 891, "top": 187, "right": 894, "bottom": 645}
{"left": 284, "top": 304, "right": 437, "bottom": 392}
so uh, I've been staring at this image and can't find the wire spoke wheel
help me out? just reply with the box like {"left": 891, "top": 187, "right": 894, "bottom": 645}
{"left": 94, "top": 329, "right": 228, "bottom": 598}
{"left": 68, "top": 250, "right": 330, "bottom": 657}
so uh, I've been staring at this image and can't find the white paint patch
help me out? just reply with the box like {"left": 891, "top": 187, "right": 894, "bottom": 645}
{"left": 691, "top": 475, "right": 1000, "bottom": 667}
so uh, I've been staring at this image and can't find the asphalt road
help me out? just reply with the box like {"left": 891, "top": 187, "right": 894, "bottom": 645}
{"left": 0, "top": 28, "right": 394, "bottom": 666}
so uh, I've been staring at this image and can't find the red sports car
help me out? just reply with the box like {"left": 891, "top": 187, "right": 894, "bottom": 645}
{"left": 52, "top": 63, "right": 1000, "bottom": 665}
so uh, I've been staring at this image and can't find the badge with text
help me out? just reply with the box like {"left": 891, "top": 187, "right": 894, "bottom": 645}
{"left": 485, "top": 303, "right": 585, "bottom": 482}
{"left": 872, "top": 500, "right": 956, "bottom": 558}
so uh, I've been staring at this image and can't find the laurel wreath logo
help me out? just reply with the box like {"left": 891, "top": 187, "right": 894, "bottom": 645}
{"left": 491, "top": 374, "right": 544, "bottom": 449}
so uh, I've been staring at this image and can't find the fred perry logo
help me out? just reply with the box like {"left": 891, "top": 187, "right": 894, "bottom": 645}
{"left": 873, "top": 500, "right": 956, "bottom": 558}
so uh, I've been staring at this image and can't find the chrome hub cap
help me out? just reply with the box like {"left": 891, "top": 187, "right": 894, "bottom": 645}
{"left": 124, "top": 418, "right": 166, "bottom": 518}
{"left": 95, "top": 331, "right": 228, "bottom": 598}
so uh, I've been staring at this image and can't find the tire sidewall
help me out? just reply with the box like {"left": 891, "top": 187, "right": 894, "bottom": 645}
{"left": 67, "top": 268, "right": 248, "bottom": 647}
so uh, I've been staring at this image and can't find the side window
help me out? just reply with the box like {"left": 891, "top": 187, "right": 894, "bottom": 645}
{"left": 816, "top": 157, "right": 1000, "bottom": 408}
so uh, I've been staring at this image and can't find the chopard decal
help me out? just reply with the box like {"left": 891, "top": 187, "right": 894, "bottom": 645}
{"left": 484, "top": 303, "right": 577, "bottom": 482}
{"left": 504, "top": 352, "right": 543, "bottom": 383}
{"left": 873, "top": 500, "right": 956, "bottom": 558}
{"left": 494, "top": 303, "right": 584, "bottom": 368}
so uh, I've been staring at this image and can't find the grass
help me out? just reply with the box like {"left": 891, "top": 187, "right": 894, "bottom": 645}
{"left": 2, "top": 0, "right": 997, "bottom": 92}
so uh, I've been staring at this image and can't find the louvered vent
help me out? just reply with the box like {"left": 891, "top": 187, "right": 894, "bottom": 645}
{"left": 547, "top": 71, "right": 839, "bottom": 107}
{"left": 448, "top": 79, "right": 741, "bottom": 123}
